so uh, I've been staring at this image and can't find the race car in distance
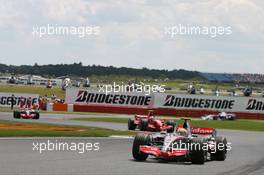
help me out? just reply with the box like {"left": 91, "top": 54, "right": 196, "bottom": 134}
{"left": 132, "top": 119, "right": 227, "bottom": 164}
{"left": 201, "top": 112, "right": 236, "bottom": 121}
{"left": 13, "top": 108, "right": 40, "bottom": 119}
{"left": 128, "top": 111, "right": 176, "bottom": 133}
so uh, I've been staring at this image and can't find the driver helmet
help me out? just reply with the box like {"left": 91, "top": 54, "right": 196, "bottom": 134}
{"left": 177, "top": 128, "right": 188, "bottom": 136}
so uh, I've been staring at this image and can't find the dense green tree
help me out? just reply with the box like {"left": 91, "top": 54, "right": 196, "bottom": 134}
{"left": 0, "top": 63, "right": 202, "bottom": 80}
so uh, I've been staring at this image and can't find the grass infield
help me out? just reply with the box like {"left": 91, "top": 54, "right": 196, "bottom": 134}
{"left": 0, "top": 84, "right": 65, "bottom": 99}
{"left": 72, "top": 117, "right": 264, "bottom": 132}
{"left": 0, "top": 119, "right": 133, "bottom": 137}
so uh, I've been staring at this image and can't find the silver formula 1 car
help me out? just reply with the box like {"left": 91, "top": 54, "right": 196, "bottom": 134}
{"left": 201, "top": 112, "right": 236, "bottom": 120}
{"left": 13, "top": 108, "right": 40, "bottom": 119}
{"left": 132, "top": 120, "right": 228, "bottom": 164}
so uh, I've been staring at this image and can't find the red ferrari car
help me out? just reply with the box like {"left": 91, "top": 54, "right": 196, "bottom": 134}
{"left": 128, "top": 111, "right": 176, "bottom": 133}
{"left": 13, "top": 108, "right": 40, "bottom": 119}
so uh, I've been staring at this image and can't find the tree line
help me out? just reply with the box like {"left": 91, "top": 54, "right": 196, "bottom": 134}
{"left": 0, "top": 63, "right": 202, "bottom": 80}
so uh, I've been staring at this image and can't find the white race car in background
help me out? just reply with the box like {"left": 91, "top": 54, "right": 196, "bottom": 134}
{"left": 201, "top": 112, "right": 237, "bottom": 121}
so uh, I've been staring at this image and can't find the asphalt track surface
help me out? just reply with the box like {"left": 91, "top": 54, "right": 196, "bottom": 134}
{"left": 0, "top": 112, "right": 128, "bottom": 130}
{"left": 0, "top": 112, "right": 264, "bottom": 175}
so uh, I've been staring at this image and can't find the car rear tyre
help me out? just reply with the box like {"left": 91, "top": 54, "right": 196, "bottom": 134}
{"left": 212, "top": 129, "right": 217, "bottom": 137}
{"left": 13, "top": 111, "right": 19, "bottom": 118}
{"left": 128, "top": 118, "right": 136, "bottom": 130}
{"left": 13, "top": 111, "right": 21, "bottom": 119}
{"left": 166, "top": 120, "right": 176, "bottom": 133}
{"left": 33, "top": 112, "right": 40, "bottom": 119}
{"left": 213, "top": 137, "right": 227, "bottom": 161}
{"left": 139, "top": 119, "right": 148, "bottom": 131}
{"left": 132, "top": 134, "right": 151, "bottom": 161}
{"left": 190, "top": 139, "right": 206, "bottom": 164}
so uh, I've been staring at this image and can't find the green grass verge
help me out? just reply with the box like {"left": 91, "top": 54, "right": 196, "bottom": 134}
{"left": 0, "top": 81, "right": 262, "bottom": 98}
{"left": 182, "top": 119, "right": 264, "bottom": 132}
{"left": 0, "top": 129, "right": 132, "bottom": 137}
{"left": 0, "top": 84, "right": 65, "bottom": 99}
{"left": 0, "top": 119, "right": 133, "bottom": 137}
{"left": 0, "top": 107, "right": 13, "bottom": 112}
{"left": 72, "top": 117, "right": 264, "bottom": 132}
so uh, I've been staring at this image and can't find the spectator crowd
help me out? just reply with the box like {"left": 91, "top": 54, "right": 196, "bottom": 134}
{"left": 201, "top": 73, "right": 264, "bottom": 83}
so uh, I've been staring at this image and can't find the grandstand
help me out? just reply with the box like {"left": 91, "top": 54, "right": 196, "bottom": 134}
{"left": 200, "top": 73, "right": 264, "bottom": 83}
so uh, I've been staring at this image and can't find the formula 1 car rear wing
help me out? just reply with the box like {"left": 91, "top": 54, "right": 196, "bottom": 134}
{"left": 191, "top": 127, "right": 216, "bottom": 135}
{"left": 177, "top": 126, "right": 216, "bottom": 135}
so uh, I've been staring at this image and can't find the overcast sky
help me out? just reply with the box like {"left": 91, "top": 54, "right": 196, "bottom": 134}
{"left": 0, "top": 0, "right": 263, "bottom": 73}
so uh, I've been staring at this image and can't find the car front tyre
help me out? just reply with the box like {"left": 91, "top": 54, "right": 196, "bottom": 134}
{"left": 33, "top": 112, "right": 40, "bottom": 119}
{"left": 190, "top": 139, "right": 206, "bottom": 164}
{"left": 132, "top": 134, "right": 151, "bottom": 161}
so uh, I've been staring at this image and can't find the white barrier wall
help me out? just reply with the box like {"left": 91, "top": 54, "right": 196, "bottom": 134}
{"left": 154, "top": 93, "right": 264, "bottom": 114}
{"left": 46, "top": 103, "right": 53, "bottom": 112}
{"left": 66, "top": 88, "right": 264, "bottom": 114}
{"left": 0, "top": 92, "right": 39, "bottom": 107}
{"left": 66, "top": 88, "right": 154, "bottom": 108}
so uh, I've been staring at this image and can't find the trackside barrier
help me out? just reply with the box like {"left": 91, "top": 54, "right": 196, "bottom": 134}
{"left": 50, "top": 103, "right": 150, "bottom": 114}
{"left": 153, "top": 108, "right": 264, "bottom": 120}
{"left": 73, "top": 104, "right": 150, "bottom": 115}
{"left": 0, "top": 92, "right": 39, "bottom": 107}
{"left": 50, "top": 103, "right": 74, "bottom": 112}
{"left": 49, "top": 103, "right": 264, "bottom": 120}
{"left": 67, "top": 104, "right": 74, "bottom": 112}
{"left": 48, "top": 88, "right": 264, "bottom": 120}
{"left": 46, "top": 103, "right": 53, "bottom": 112}
{"left": 53, "top": 103, "right": 67, "bottom": 111}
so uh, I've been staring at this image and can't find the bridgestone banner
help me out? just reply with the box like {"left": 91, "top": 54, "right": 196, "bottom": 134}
{"left": 66, "top": 88, "right": 264, "bottom": 114}
{"left": 155, "top": 93, "right": 264, "bottom": 113}
{"left": 66, "top": 88, "right": 153, "bottom": 107}
{"left": 0, "top": 92, "right": 39, "bottom": 107}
